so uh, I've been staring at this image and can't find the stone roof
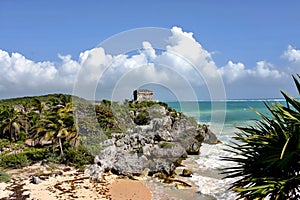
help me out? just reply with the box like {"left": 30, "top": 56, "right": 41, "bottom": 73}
{"left": 135, "top": 89, "right": 153, "bottom": 93}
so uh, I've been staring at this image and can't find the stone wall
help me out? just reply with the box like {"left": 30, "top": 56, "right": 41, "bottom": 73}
{"left": 133, "top": 89, "right": 153, "bottom": 101}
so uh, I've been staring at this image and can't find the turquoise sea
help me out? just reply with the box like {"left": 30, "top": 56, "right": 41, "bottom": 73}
{"left": 165, "top": 100, "right": 285, "bottom": 200}
{"left": 167, "top": 100, "right": 285, "bottom": 133}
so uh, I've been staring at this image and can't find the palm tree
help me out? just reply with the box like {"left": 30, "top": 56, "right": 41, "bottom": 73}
{"left": 222, "top": 75, "right": 300, "bottom": 199}
{"left": 0, "top": 106, "right": 24, "bottom": 144}
{"left": 32, "top": 102, "right": 77, "bottom": 158}
{"left": 31, "top": 98, "right": 46, "bottom": 115}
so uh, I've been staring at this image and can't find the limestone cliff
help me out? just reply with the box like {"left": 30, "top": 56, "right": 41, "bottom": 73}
{"left": 84, "top": 100, "right": 219, "bottom": 178}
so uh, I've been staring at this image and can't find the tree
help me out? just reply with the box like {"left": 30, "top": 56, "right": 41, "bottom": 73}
{"left": 222, "top": 75, "right": 300, "bottom": 199}
{"left": 0, "top": 106, "right": 24, "bottom": 144}
{"left": 32, "top": 102, "right": 77, "bottom": 158}
{"left": 30, "top": 98, "right": 46, "bottom": 115}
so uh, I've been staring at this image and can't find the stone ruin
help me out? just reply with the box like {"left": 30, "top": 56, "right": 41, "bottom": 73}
{"left": 133, "top": 89, "right": 153, "bottom": 102}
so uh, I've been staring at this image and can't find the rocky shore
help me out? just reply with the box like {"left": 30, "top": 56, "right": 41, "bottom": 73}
{"left": 83, "top": 102, "right": 220, "bottom": 190}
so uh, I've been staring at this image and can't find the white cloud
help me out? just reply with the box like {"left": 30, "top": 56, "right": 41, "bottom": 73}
{"left": 142, "top": 41, "right": 156, "bottom": 60}
{"left": 219, "top": 60, "right": 285, "bottom": 84}
{"left": 282, "top": 45, "right": 300, "bottom": 63}
{"left": 0, "top": 50, "right": 57, "bottom": 86}
{"left": 0, "top": 49, "right": 79, "bottom": 98}
{"left": 166, "top": 27, "right": 219, "bottom": 80}
{"left": 254, "top": 61, "right": 283, "bottom": 78}
{"left": 0, "top": 27, "right": 298, "bottom": 100}
{"left": 218, "top": 61, "right": 248, "bottom": 83}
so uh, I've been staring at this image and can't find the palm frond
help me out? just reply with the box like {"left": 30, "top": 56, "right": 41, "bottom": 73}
{"left": 222, "top": 75, "right": 300, "bottom": 199}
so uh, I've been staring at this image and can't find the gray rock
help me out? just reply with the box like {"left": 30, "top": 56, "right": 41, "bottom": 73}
{"left": 101, "top": 138, "right": 115, "bottom": 147}
{"left": 151, "top": 117, "right": 172, "bottom": 131}
{"left": 91, "top": 104, "right": 220, "bottom": 177}
{"left": 85, "top": 164, "right": 104, "bottom": 181}
{"left": 148, "top": 105, "right": 167, "bottom": 117}
{"left": 201, "top": 128, "right": 219, "bottom": 144}
{"left": 112, "top": 152, "right": 148, "bottom": 175}
{"left": 154, "top": 130, "right": 173, "bottom": 142}
{"left": 97, "top": 145, "right": 117, "bottom": 170}
{"left": 115, "top": 139, "right": 125, "bottom": 147}
{"left": 146, "top": 143, "right": 187, "bottom": 175}
{"left": 30, "top": 176, "right": 42, "bottom": 184}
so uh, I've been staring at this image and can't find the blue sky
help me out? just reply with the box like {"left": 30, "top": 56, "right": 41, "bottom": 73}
{"left": 1, "top": 1, "right": 300, "bottom": 100}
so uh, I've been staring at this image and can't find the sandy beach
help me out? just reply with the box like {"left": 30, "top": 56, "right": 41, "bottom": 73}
{"left": 0, "top": 163, "right": 152, "bottom": 200}
{"left": 109, "top": 179, "right": 152, "bottom": 200}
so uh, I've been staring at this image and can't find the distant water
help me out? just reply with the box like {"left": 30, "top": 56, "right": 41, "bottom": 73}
{"left": 166, "top": 100, "right": 285, "bottom": 199}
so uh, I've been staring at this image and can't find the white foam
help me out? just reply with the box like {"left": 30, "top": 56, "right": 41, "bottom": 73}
{"left": 196, "top": 143, "right": 236, "bottom": 170}
{"left": 190, "top": 142, "right": 241, "bottom": 199}
{"left": 190, "top": 174, "right": 238, "bottom": 199}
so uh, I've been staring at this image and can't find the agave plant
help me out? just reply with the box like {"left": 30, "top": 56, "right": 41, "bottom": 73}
{"left": 222, "top": 75, "right": 300, "bottom": 200}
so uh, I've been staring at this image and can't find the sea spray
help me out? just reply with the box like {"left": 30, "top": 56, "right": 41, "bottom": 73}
{"left": 192, "top": 142, "right": 238, "bottom": 199}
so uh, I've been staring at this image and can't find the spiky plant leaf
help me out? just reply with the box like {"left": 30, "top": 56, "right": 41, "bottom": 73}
{"left": 222, "top": 75, "right": 300, "bottom": 200}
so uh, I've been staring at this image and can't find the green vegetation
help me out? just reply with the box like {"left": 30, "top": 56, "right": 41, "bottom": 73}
{"left": 95, "top": 100, "right": 122, "bottom": 135}
{"left": 0, "top": 170, "right": 10, "bottom": 182}
{"left": 159, "top": 142, "right": 175, "bottom": 148}
{"left": 63, "top": 144, "right": 94, "bottom": 169}
{"left": 0, "top": 94, "right": 93, "bottom": 169}
{"left": 0, "top": 94, "right": 184, "bottom": 170}
{"left": 222, "top": 75, "right": 300, "bottom": 200}
{"left": 95, "top": 100, "right": 181, "bottom": 131}
{"left": 0, "top": 153, "right": 29, "bottom": 169}
{"left": 134, "top": 110, "right": 150, "bottom": 125}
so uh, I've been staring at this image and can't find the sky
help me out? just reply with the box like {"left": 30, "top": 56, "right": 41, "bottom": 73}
{"left": 1, "top": 1, "right": 300, "bottom": 101}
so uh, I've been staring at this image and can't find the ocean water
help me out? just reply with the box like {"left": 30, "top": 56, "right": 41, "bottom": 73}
{"left": 166, "top": 100, "right": 285, "bottom": 200}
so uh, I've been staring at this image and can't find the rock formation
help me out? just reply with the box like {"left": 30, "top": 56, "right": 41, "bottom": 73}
{"left": 84, "top": 101, "right": 219, "bottom": 179}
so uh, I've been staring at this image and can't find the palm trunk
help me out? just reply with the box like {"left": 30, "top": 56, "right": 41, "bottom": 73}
{"left": 58, "top": 137, "right": 64, "bottom": 158}
{"left": 9, "top": 122, "right": 13, "bottom": 145}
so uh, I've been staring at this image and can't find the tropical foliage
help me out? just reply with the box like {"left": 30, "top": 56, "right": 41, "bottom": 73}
{"left": 0, "top": 94, "right": 183, "bottom": 169}
{"left": 222, "top": 75, "right": 300, "bottom": 199}
{"left": 0, "top": 94, "right": 91, "bottom": 168}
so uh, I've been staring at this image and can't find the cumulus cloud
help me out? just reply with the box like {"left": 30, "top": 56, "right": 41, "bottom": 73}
{"left": 0, "top": 27, "right": 298, "bottom": 100}
{"left": 219, "top": 60, "right": 285, "bottom": 83}
{"left": 166, "top": 27, "right": 219, "bottom": 80}
{"left": 0, "top": 49, "right": 78, "bottom": 98}
{"left": 254, "top": 61, "right": 283, "bottom": 78}
{"left": 218, "top": 61, "right": 248, "bottom": 83}
{"left": 282, "top": 45, "right": 300, "bottom": 63}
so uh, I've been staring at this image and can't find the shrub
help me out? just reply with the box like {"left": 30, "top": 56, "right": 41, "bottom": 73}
{"left": 63, "top": 144, "right": 94, "bottom": 169}
{"left": 134, "top": 111, "right": 150, "bottom": 125}
{"left": 0, "top": 170, "right": 10, "bottom": 182}
{"left": 0, "top": 153, "right": 29, "bottom": 169}
{"left": 0, "top": 139, "right": 10, "bottom": 149}
{"left": 23, "top": 147, "right": 49, "bottom": 162}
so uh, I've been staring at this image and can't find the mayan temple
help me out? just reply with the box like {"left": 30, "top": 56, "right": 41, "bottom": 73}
{"left": 133, "top": 89, "right": 153, "bottom": 101}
